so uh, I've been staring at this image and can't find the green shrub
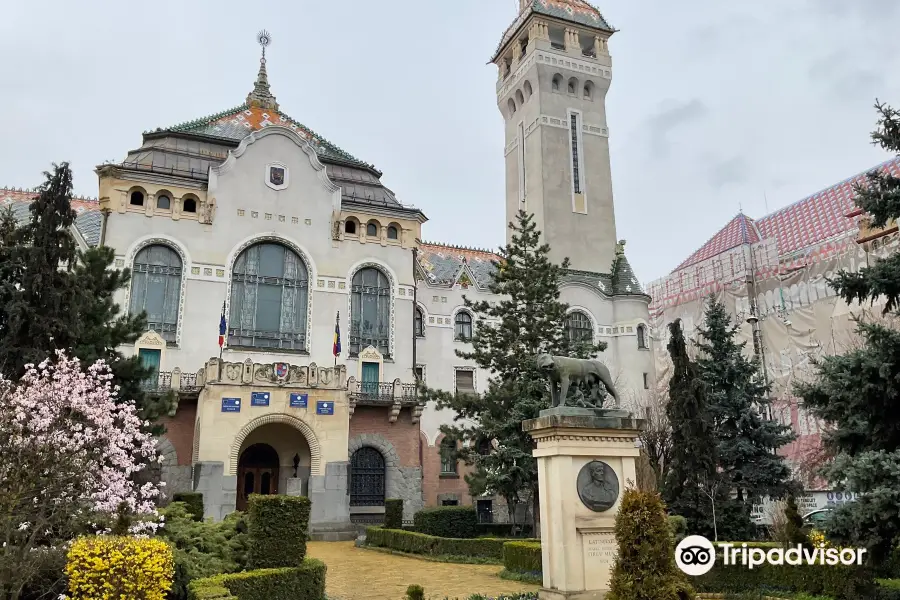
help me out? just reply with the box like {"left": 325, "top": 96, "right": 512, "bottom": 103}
{"left": 19, "top": 546, "right": 68, "bottom": 600}
{"left": 385, "top": 499, "right": 404, "bottom": 530}
{"left": 607, "top": 489, "right": 695, "bottom": 600}
{"left": 188, "top": 559, "right": 326, "bottom": 600}
{"left": 366, "top": 526, "right": 538, "bottom": 561}
{"left": 157, "top": 502, "right": 249, "bottom": 600}
{"left": 173, "top": 493, "right": 205, "bottom": 522}
{"left": 247, "top": 495, "right": 310, "bottom": 569}
{"left": 476, "top": 523, "right": 533, "bottom": 538}
{"left": 781, "top": 495, "right": 809, "bottom": 547}
{"left": 694, "top": 560, "right": 875, "bottom": 599}
{"left": 406, "top": 584, "right": 425, "bottom": 600}
{"left": 667, "top": 515, "right": 687, "bottom": 544}
{"left": 414, "top": 506, "right": 478, "bottom": 538}
{"left": 503, "top": 541, "right": 541, "bottom": 574}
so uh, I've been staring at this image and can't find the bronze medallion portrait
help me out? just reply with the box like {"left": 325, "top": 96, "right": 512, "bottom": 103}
{"left": 576, "top": 460, "right": 619, "bottom": 512}
{"left": 269, "top": 166, "right": 286, "bottom": 186}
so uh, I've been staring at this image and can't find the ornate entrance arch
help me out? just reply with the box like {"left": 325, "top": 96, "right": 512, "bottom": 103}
{"left": 228, "top": 414, "right": 322, "bottom": 476}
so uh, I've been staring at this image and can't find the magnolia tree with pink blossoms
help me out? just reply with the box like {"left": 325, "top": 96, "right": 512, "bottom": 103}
{"left": 0, "top": 351, "right": 163, "bottom": 600}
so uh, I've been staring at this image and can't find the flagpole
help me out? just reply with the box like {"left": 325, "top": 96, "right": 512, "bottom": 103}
{"left": 217, "top": 301, "right": 226, "bottom": 382}
{"left": 334, "top": 311, "right": 339, "bottom": 368}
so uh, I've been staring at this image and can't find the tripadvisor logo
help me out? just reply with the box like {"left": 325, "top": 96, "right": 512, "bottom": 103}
{"left": 674, "top": 535, "right": 867, "bottom": 576}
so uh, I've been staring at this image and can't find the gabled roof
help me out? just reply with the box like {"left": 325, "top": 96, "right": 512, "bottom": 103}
{"left": 0, "top": 187, "right": 102, "bottom": 247}
{"left": 492, "top": 0, "right": 614, "bottom": 62}
{"left": 672, "top": 156, "right": 900, "bottom": 274}
{"left": 417, "top": 242, "right": 500, "bottom": 288}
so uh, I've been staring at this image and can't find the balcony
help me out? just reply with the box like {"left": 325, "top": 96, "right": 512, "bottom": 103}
{"left": 141, "top": 369, "right": 203, "bottom": 395}
{"left": 347, "top": 377, "right": 422, "bottom": 423}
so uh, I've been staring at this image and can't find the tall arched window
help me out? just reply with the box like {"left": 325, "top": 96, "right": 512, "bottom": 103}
{"left": 350, "top": 267, "right": 391, "bottom": 357}
{"left": 440, "top": 438, "right": 457, "bottom": 474}
{"left": 414, "top": 307, "right": 424, "bottom": 337}
{"left": 454, "top": 311, "right": 473, "bottom": 341}
{"left": 129, "top": 244, "right": 182, "bottom": 343}
{"left": 229, "top": 242, "right": 309, "bottom": 350}
{"left": 350, "top": 447, "right": 385, "bottom": 506}
{"left": 566, "top": 310, "right": 593, "bottom": 344}
{"left": 637, "top": 324, "right": 648, "bottom": 349}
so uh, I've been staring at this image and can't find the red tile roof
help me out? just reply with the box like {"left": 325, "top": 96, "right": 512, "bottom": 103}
{"left": 672, "top": 156, "right": 900, "bottom": 273}
{"left": 0, "top": 187, "right": 98, "bottom": 212}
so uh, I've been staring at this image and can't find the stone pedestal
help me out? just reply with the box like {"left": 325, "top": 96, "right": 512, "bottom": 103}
{"left": 308, "top": 461, "right": 357, "bottom": 541}
{"left": 523, "top": 408, "right": 643, "bottom": 600}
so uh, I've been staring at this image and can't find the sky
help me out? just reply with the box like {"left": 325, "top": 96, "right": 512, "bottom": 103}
{"left": 1, "top": 0, "right": 899, "bottom": 283}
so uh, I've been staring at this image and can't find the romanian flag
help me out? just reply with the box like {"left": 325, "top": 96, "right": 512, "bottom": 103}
{"left": 333, "top": 312, "right": 341, "bottom": 357}
{"left": 218, "top": 301, "right": 227, "bottom": 348}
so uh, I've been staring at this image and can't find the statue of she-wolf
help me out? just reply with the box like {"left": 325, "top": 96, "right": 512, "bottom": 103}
{"left": 537, "top": 353, "right": 619, "bottom": 408}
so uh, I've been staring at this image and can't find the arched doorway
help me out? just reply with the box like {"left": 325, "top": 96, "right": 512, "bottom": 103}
{"left": 349, "top": 446, "right": 386, "bottom": 507}
{"left": 237, "top": 443, "right": 279, "bottom": 511}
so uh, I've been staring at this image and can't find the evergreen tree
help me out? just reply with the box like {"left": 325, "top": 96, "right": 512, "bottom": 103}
{"left": 696, "top": 299, "right": 795, "bottom": 526}
{"left": 794, "top": 101, "right": 900, "bottom": 562}
{"left": 420, "top": 210, "right": 605, "bottom": 524}
{"left": 0, "top": 207, "right": 25, "bottom": 372}
{"left": 781, "top": 495, "right": 808, "bottom": 547}
{"left": 607, "top": 488, "right": 695, "bottom": 600}
{"left": 663, "top": 319, "right": 720, "bottom": 537}
{"left": 0, "top": 163, "right": 80, "bottom": 375}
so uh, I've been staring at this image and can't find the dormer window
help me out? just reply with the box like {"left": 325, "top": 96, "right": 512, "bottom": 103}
{"left": 156, "top": 194, "right": 171, "bottom": 210}
{"left": 366, "top": 222, "right": 379, "bottom": 237}
{"left": 345, "top": 220, "right": 357, "bottom": 235}
{"left": 387, "top": 225, "right": 399, "bottom": 240}
{"left": 183, "top": 198, "right": 197, "bottom": 213}
{"left": 130, "top": 191, "right": 144, "bottom": 206}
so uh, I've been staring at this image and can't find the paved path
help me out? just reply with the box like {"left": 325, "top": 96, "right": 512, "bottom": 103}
{"left": 307, "top": 541, "right": 538, "bottom": 600}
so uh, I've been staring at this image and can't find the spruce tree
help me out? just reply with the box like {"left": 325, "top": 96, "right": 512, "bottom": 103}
{"left": 662, "top": 319, "right": 722, "bottom": 538}
{"left": 794, "top": 100, "right": 900, "bottom": 562}
{"left": 420, "top": 210, "right": 606, "bottom": 524}
{"left": 696, "top": 298, "right": 795, "bottom": 535}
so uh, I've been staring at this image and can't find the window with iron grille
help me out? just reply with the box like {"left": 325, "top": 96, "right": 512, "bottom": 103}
{"left": 440, "top": 438, "right": 457, "bottom": 475}
{"left": 566, "top": 311, "right": 592, "bottom": 344}
{"left": 350, "top": 447, "right": 385, "bottom": 506}
{"left": 454, "top": 311, "right": 473, "bottom": 341}
{"left": 229, "top": 243, "right": 309, "bottom": 351}
{"left": 130, "top": 244, "right": 182, "bottom": 344}
{"left": 570, "top": 113, "right": 581, "bottom": 194}
{"left": 350, "top": 267, "right": 391, "bottom": 356}
{"left": 414, "top": 307, "right": 424, "bottom": 337}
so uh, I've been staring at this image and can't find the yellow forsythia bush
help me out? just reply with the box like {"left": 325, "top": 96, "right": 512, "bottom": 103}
{"left": 65, "top": 535, "right": 174, "bottom": 600}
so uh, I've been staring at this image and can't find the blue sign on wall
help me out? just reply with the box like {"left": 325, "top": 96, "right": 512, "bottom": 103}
{"left": 290, "top": 393, "right": 308, "bottom": 408}
{"left": 251, "top": 391, "right": 270, "bottom": 406}
{"left": 221, "top": 398, "right": 241, "bottom": 413}
{"left": 316, "top": 401, "right": 334, "bottom": 415}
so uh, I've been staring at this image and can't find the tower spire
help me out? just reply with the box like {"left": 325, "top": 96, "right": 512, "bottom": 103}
{"left": 247, "top": 30, "right": 279, "bottom": 110}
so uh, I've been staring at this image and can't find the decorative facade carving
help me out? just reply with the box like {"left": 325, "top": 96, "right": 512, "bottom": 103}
{"left": 215, "top": 358, "right": 347, "bottom": 389}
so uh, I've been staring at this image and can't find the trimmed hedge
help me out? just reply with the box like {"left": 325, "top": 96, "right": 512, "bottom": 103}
{"left": 247, "top": 495, "right": 311, "bottom": 569}
{"left": 476, "top": 523, "right": 534, "bottom": 538}
{"left": 173, "top": 493, "right": 205, "bottom": 522}
{"left": 385, "top": 498, "right": 404, "bottom": 530}
{"left": 366, "top": 526, "right": 538, "bottom": 561}
{"left": 694, "top": 561, "right": 875, "bottom": 599}
{"left": 414, "top": 505, "right": 478, "bottom": 538}
{"left": 188, "top": 559, "right": 326, "bottom": 600}
{"left": 503, "top": 541, "right": 542, "bottom": 574}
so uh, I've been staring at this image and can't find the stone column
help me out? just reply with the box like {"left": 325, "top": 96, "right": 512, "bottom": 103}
{"left": 193, "top": 461, "right": 237, "bottom": 522}
{"left": 523, "top": 407, "right": 643, "bottom": 600}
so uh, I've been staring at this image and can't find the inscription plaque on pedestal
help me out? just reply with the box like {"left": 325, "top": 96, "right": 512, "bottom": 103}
{"left": 582, "top": 530, "right": 617, "bottom": 590}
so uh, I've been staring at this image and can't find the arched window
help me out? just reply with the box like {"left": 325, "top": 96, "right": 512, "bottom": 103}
{"left": 345, "top": 219, "right": 357, "bottom": 234}
{"left": 507, "top": 98, "right": 516, "bottom": 117}
{"left": 156, "top": 194, "right": 171, "bottom": 210}
{"left": 229, "top": 242, "right": 309, "bottom": 350}
{"left": 130, "top": 190, "right": 145, "bottom": 206}
{"left": 552, "top": 74, "right": 562, "bottom": 92}
{"left": 350, "top": 447, "right": 385, "bottom": 506}
{"left": 524, "top": 80, "right": 533, "bottom": 98}
{"left": 414, "top": 307, "right": 424, "bottom": 337}
{"left": 350, "top": 267, "right": 391, "bottom": 357}
{"left": 516, "top": 89, "right": 525, "bottom": 105}
{"left": 454, "top": 311, "right": 473, "bottom": 341}
{"left": 637, "top": 324, "right": 648, "bottom": 349}
{"left": 440, "top": 438, "right": 457, "bottom": 475}
{"left": 584, "top": 80, "right": 594, "bottom": 100}
{"left": 129, "top": 244, "right": 182, "bottom": 343}
{"left": 183, "top": 198, "right": 197, "bottom": 213}
{"left": 387, "top": 225, "right": 399, "bottom": 240}
{"left": 568, "top": 77, "right": 578, "bottom": 94}
{"left": 477, "top": 438, "right": 492, "bottom": 456}
{"left": 566, "top": 310, "right": 593, "bottom": 344}
{"left": 366, "top": 221, "right": 379, "bottom": 237}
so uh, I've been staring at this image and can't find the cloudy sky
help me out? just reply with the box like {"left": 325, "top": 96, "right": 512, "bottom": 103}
{"left": 1, "top": 0, "right": 899, "bottom": 282}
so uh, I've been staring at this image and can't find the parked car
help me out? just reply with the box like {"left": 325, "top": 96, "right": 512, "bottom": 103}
{"left": 803, "top": 508, "right": 833, "bottom": 530}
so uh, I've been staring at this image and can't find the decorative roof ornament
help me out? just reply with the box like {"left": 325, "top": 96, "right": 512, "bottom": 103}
{"left": 615, "top": 239, "right": 626, "bottom": 256}
{"left": 247, "top": 30, "right": 279, "bottom": 111}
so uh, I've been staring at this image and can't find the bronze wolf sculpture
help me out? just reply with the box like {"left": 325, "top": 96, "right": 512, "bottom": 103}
{"left": 537, "top": 353, "right": 619, "bottom": 408}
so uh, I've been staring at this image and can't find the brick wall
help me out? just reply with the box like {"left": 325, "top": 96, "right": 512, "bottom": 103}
{"left": 349, "top": 405, "right": 420, "bottom": 467}
{"left": 422, "top": 433, "right": 474, "bottom": 507}
{"left": 159, "top": 399, "right": 197, "bottom": 466}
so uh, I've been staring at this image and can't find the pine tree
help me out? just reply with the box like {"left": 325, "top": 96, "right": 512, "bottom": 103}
{"left": 420, "top": 210, "right": 606, "bottom": 524}
{"left": 663, "top": 319, "right": 720, "bottom": 537}
{"left": 794, "top": 101, "right": 900, "bottom": 562}
{"left": 696, "top": 298, "right": 795, "bottom": 534}
{"left": 0, "top": 163, "right": 80, "bottom": 375}
{"left": 607, "top": 488, "right": 695, "bottom": 600}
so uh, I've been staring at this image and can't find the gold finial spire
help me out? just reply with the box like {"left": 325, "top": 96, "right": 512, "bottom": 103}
{"left": 247, "top": 30, "right": 279, "bottom": 110}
